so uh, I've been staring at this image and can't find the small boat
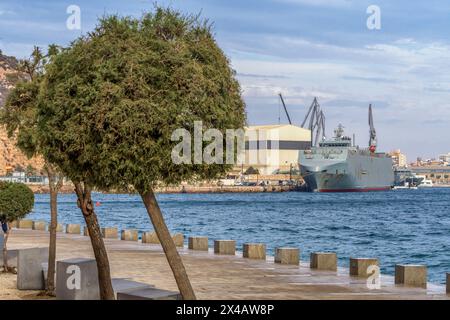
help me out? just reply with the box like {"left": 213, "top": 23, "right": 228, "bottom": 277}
{"left": 417, "top": 176, "right": 433, "bottom": 188}
{"left": 393, "top": 182, "right": 418, "bottom": 190}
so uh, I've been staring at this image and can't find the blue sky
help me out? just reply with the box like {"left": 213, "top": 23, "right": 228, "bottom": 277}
{"left": 1, "top": 0, "right": 450, "bottom": 160}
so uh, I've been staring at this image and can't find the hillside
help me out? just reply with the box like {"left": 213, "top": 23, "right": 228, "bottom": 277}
{"left": 0, "top": 51, "right": 45, "bottom": 175}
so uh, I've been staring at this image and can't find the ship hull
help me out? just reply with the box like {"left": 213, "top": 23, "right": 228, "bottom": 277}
{"left": 300, "top": 153, "right": 394, "bottom": 193}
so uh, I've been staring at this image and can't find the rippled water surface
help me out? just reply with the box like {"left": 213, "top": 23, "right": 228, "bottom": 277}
{"left": 29, "top": 188, "right": 450, "bottom": 283}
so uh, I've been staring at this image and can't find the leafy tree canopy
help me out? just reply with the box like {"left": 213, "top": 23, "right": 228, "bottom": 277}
{"left": 0, "top": 182, "right": 34, "bottom": 222}
{"left": 37, "top": 7, "right": 246, "bottom": 192}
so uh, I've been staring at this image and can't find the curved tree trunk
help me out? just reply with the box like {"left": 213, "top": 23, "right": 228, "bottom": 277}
{"left": 74, "top": 182, "right": 114, "bottom": 300}
{"left": 140, "top": 188, "right": 196, "bottom": 300}
{"left": 2, "top": 223, "right": 10, "bottom": 272}
{"left": 45, "top": 165, "right": 63, "bottom": 295}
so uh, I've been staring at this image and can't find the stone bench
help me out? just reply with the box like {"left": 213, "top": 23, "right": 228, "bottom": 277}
{"left": 310, "top": 252, "right": 337, "bottom": 271}
{"left": 66, "top": 224, "right": 81, "bottom": 234}
{"left": 214, "top": 240, "right": 236, "bottom": 255}
{"left": 112, "top": 278, "right": 154, "bottom": 299}
{"left": 395, "top": 264, "right": 427, "bottom": 288}
{"left": 447, "top": 273, "right": 449, "bottom": 294}
{"left": 121, "top": 229, "right": 138, "bottom": 241}
{"left": 349, "top": 258, "right": 379, "bottom": 278}
{"left": 275, "top": 247, "right": 299, "bottom": 265}
{"left": 0, "top": 249, "right": 19, "bottom": 269}
{"left": 142, "top": 232, "right": 184, "bottom": 247}
{"left": 117, "top": 287, "right": 181, "bottom": 300}
{"left": 17, "top": 247, "right": 49, "bottom": 290}
{"left": 56, "top": 258, "right": 100, "bottom": 300}
{"left": 102, "top": 227, "right": 118, "bottom": 239}
{"left": 243, "top": 243, "right": 266, "bottom": 260}
{"left": 32, "top": 221, "right": 47, "bottom": 231}
{"left": 188, "top": 236, "right": 209, "bottom": 251}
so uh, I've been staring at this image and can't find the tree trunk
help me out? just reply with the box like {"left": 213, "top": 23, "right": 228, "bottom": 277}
{"left": 45, "top": 165, "right": 63, "bottom": 295}
{"left": 2, "top": 223, "right": 10, "bottom": 272}
{"left": 140, "top": 188, "right": 196, "bottom": 300}
{"left": 74, "top": 182, "right": 115, "bottom": 300}
{"left": 46, "top": 189, "right": 57, "bottom": 293}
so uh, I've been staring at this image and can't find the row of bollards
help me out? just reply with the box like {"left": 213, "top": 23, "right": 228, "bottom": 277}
{"left": 187, "top": 237, "right": 435, "bottom": 290}
{"left": 11, "top": 219, "right": 449, "bottom": 292}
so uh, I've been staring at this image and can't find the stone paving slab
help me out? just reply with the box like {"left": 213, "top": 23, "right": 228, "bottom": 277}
{"left": 4, "top": 229, "right": 450, "bottom": 300}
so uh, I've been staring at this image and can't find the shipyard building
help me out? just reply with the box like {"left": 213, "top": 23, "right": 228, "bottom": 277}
{"left": 237, "top": 124, "right": 312, "bottom": 175}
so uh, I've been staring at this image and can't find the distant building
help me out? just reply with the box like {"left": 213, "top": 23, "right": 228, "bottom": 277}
{"left": 411, "top": 165, "right": 450, "bottom": 185}
{"left": 0, "top": 171, "right": 49, "bottom": 185}
{"left": 439, "top": 152, "right": 450, "bottom": 165}
{"left": 238, "top": 124, "right": 312, "bottom": 175}
{"left": 389, "top": 149, "right": 407, "bottom": 167}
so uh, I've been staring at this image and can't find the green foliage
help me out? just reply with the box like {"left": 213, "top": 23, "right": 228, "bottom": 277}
{"left": 37, "top": 7, "right": 246, "bottom": 192}
{"left": 0, "top": 182, "right": 34, "bottom": 222}
{"left": 0, "top": 45, "right": 62, "bottom": 160}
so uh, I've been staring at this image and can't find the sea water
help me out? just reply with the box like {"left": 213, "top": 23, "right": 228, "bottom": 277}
{"left": 28, "top": 188, "right": 450, "bottom": 284}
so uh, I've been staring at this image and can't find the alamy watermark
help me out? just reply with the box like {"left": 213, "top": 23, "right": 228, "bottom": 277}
{"left": 171, "top": 121, "right": 279, "bottom": 166}
{"left": 367, "top": 5, "right": 381, "bottom": 30}
{"left": 366, "top": 264, "right": 381, "bottom": 289}
{"left": 66, "top": 5, "right": 81, "bottom": 30}
{"left": 66, "top": 264, "right": 81, "bottom": 290}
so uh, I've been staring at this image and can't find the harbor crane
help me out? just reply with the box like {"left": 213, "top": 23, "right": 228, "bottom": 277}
{"left": 301, "top": 97, "right": 326, "bottom": 147}
{"left": 278, "top": 93, "right": 292, "bottom": 125}
{"left": 368, "top": 104, "right": 377, "bottom": 153}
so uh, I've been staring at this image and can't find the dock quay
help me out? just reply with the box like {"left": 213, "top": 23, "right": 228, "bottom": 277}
{"left": 1, "top": 228, "right": 449, "bottom": 300}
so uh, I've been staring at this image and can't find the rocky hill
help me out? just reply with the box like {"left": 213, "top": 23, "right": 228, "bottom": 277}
{"left": 0, "top": 51, "right": 45, "bottom": 175}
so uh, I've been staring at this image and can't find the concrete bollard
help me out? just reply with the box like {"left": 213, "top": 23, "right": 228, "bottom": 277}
{"left": 243, "top": 243, "right": 266, "bottom": 260}
{"left": 310, "top": 252, "right": 337, "bottom": 271}
{"left": 56, "top": 223, "right": 64, "bottom": 232}
{"left": 275, "top": 247, "right": 300, "bottom": 265}
{"left": 83, "top": 226, "right": 89, "bottom": 237}
{"left": 214, "top": 240, "right": 236, "bottom": 255}
{"left": 142, "top": 232, "right": 160, "bottom": 244}
{"left": 18, "top": 220, "right": 33, "bottom": 229}
{"left": 102, "top": 227, "right": 118, "bottom": 239}
{"left": 172, "top": 233, "right": 184, "bottom": 247}
{"left": 142, "top": 232, "right": 184, "bottom": 247}
{"left": 395, "top": 264, "right": 427, "bottom": 288}
{"left": 56, "top": 258, "right": 100, "bottom": 300}
{"left": 117, "top": 288, "right": 181, "bottom": 300}
{"left": 66, "top": 224, "right": 81, "bottom": 235}
{"left": 32, "top": 221, "right": 47, "bottom": 231}
{"left": 349, "top": 258, "right": 379, "bottom": 278}
{"left": 17, "top": 247, "right": 49, "bottom": 290}
{"left": 447, "top": 273, "right": 450, "bottom": 294}
{"left": 121, "top": 229, "right": 138, "bottom": 241}
{"left": 188, "top": 236, "right": 209, "bottom": 251}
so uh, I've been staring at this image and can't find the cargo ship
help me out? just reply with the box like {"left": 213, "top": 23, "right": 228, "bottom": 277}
{"left": 299, "top": 105, "right": 394, "bottom": 192}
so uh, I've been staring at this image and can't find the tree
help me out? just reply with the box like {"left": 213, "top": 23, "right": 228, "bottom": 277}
{"left": 26, "top": 164, "right": 36, "bottom": 176}
{"left": 35, "top": 7, "right": 246, "bottom": 299}
{"left": 0, "top": 182, "right": 34, "bottom": 272}
{"left": 0, "top": 46, "right": 64, "bottom": 294}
